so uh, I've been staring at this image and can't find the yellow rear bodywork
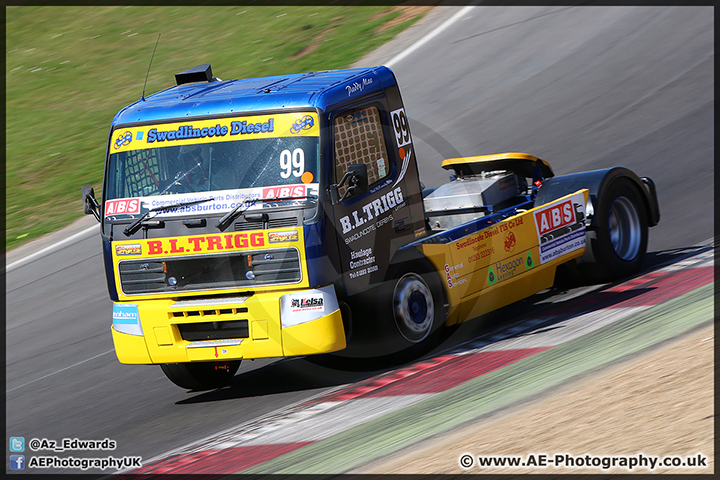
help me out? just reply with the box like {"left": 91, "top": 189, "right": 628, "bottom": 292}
{"left": 418, "top": 189, "right": 589, "bottom": 326}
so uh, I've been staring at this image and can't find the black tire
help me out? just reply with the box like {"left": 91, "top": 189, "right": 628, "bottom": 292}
{"left": 380, "top": 265, "right": 447, "bottom": 359}
{"left": 306, "top": 268, "right": 450, "bottom": 370}
{"left": 579, "top": 177, "right": 648, "bottom": 283}
{"left": 160, "top": 361, "right": 240, "bottom": 391}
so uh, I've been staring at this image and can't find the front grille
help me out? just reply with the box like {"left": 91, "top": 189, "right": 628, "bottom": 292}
{"left": 178, "top": 320, "right": 249, "bottom": 341}
{"left": 119, "top": 247, "right": 301, "bottom": 295}
{"left": 171, "top": 307, "right": 248, "bottom": 318}
{"left": 119, "top": 261, "right": 166, "bottom": 293}
{"left": 234, "top": 217, "right": 298, "bottom": 231}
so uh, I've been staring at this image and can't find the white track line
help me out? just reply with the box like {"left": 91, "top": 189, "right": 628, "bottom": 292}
{"left": 6, "top": 349, "right": 114, "bottom": 394}
{"left": 386, "top": 5, "right": 475, "bottom": 68}
{"left": 6, "top": 223, "right": 99, "bottom": 273}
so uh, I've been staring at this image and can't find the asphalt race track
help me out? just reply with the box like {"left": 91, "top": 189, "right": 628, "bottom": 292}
{"left": 5, "top": 6, "right": 713, "bottom": 475}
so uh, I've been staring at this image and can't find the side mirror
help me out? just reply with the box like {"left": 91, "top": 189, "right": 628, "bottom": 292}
{"left": 329, "top": 164, "right": 369, "bottom": 205}
{"left": 81, "top": 186, "right": 101, "bottom": 222}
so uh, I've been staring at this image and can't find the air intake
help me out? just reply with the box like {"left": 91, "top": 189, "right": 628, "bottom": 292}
{"left": 175, "top": 64, "right": 213, "bottom": 85}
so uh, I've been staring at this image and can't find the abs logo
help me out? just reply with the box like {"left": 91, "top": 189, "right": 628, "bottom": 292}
{"left": 114, "top": 130, "right": 133, "bottom": 150}
{"left": 105, "top": 198, "right": 140, "bottom": 216}
{"left": 290, "top": 115, "right": 314, "bottom": 134}
{"left": 262, "top": 184, "right": 306, "bottom": 199}
{"left": 534, "top": 199, "right": 576, "bottom": 237}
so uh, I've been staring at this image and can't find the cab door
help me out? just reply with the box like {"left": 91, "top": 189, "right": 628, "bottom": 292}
{"left": 329, "top": 96, "right": 424, "bottom": 296}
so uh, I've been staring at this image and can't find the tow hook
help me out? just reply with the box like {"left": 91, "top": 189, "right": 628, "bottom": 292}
{"left": 215, "top": 362, "right": 231, "bottom": 371}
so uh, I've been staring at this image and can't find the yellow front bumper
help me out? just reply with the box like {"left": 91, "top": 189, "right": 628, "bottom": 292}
{"left": 111, "top": 290, "right": 346, "bottom": 365}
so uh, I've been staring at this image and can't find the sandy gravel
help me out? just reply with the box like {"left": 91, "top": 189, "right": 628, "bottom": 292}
{"left": 358, "top": 323, "right": 714, "bottom": 474}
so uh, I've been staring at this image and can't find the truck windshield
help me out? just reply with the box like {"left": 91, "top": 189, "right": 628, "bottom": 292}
{"left": 103, "top": 112, "right": 320, "bottom": 218}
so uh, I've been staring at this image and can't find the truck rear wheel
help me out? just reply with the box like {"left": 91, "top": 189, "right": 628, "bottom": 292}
{"left": 160, "top": 361, "right": 240, "bottom": 391}
{"left": 579, "top": 177, "right": 648, "bottom": 283}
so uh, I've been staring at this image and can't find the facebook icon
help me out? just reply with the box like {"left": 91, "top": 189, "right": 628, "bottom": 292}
{"left": 9, "top": 454, "right": 25, "bottom": 470}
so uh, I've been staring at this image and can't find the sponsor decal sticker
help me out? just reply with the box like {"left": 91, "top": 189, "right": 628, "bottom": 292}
{"left": 377, "top": 157, "right": 387, "bottom": 178}
{"left": 114, "top": 131, "right": 133, "bottom": 150}
{"left": 112, "top": 304, "right": 139, "bottom": 325}
{"left": 290, "top": 115, "right": 315, "bottom": 134}
{"left": 535, "top": 199, "right": 576, "bottom": 236}
{"left": 347, "top": 248, "right": 379, "bottom": 279}
{"left": 111, "top": 185, "right": 317, "bottom": 220}
{"left": 290, "top": 294, "right": 324, "bottom": 313}
{"left": 115, "top": 244, "right": 142, "bottom": 256}
{"left": 339, "top": 186, "right": 404, "bottom": 236}
{"left": 268, "top": 231, "right": 299, "bottom": 243}
{"left": 504, "top": 231, "right": 517, "bottom": 253}
{"left": 262, "top": 184, "right": 306, "bottom": 199}
{"left": 345, "top": 77, "right": 374, "bottom": 96}
{"left": 445, "top": 263, "right": 468, "bottom": 289}
{"left": 487, "top": 266, "right": 497, "bottom": 286}
{"left": 105, "top": 198, "right": 140, "bottom": 216}
{"left": 349, "top": 247, "right": 375, "bottom": 270}
{"left": 495, "top": 255, "right": 526, "bottom": 282}
{"left": 525, "top": 251, "right": 535, "bottom": 270}
{"left": 486, "top": 253, "right": 531, "bottom": 286}
{"left": 533, "top": 192, "right": 587, "bottom": 264}
{"left": 128, "top": 232, "right": 266, "bottom": 257}
{"left": 111, "top": 113, "right": 319, "bottom": 153}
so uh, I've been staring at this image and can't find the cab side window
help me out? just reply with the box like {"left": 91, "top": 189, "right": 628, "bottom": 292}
{"left": 334, "top": 106, "right": 390, "bottom": 195}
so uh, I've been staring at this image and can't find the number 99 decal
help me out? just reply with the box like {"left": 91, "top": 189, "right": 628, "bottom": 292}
{"left": 390, "top": 107, "right": 411, "bottom": 148}
{"left": 280, "top": 148, "right": 305, "bottom": 178}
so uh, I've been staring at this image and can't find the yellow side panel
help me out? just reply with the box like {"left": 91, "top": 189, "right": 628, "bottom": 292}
{"left": 458, "top": 260, "right": 556, "bottom": 322}
{"left": 281, "top": 310, "right": 346, "bottom": 357}
{"left": 419, "top": 190, "right": 589, "bottom": 326}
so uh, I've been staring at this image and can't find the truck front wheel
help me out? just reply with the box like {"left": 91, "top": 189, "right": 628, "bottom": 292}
{"left": 392, "top": 273, "right": 436, "bottom": 343}
{"left": 160, "top": 361, "right": 240, "bottom": 391}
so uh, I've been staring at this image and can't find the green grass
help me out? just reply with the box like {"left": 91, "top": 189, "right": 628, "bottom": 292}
{"left": 5, "top": 4, "right": 429, "bottom": 251}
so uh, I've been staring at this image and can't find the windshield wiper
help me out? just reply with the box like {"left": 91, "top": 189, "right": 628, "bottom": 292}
{"left": 123, "top": 197, "right": 215, "bottom": 236}
{"left": 216, "top": 194, "right": 317, "bottom": 232}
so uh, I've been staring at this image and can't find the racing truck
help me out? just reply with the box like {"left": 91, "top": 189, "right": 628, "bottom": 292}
{"left": 82, "top": 64, "right": 660, "bottom": 390}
